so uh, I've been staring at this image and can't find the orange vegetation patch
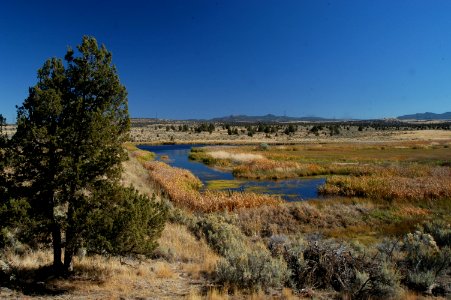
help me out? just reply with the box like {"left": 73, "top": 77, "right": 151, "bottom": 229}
{"left": 395, "top": 205, "right": 430, "bottom": 217}
{"left": 144, "top": 161, "right": 281, "bottom": 212}
{"left": 319, "top": 166, "right": 451, "bottom": 201}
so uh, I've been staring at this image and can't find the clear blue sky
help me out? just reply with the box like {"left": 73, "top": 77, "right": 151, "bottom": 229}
{"left": 1, "top": 0, "right": 451, "bottom": 123}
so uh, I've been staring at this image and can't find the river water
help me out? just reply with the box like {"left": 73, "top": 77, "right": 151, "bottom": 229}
{"left": 137, "top": 144, "right": 325, "bottom": 201}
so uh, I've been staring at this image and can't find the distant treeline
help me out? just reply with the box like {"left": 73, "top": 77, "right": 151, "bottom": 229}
{"left": 132, "top": 120, "right": 450, "bottom": 135}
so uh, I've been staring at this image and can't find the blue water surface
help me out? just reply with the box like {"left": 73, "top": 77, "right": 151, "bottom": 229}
{"left": 137, "top": 144, "right": 325, "bottom": 201}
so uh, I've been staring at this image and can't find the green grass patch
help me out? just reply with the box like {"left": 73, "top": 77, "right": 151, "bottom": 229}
{"left": 134, "top": 150, "right": 155, "bottom": 163}
{"left": 369, "top": 208, "right": 402, "bottom": 223}
{"left": 206, "top": 179, "right": 243, "bottom": 190}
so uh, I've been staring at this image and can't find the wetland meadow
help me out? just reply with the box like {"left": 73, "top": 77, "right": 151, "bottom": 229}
{"left": 121, "top": 126, "right": 451, "bottom": 298}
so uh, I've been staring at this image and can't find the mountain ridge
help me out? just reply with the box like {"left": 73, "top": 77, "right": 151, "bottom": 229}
{"left": 397, "top": 112, "right": 451, "bottom": 120}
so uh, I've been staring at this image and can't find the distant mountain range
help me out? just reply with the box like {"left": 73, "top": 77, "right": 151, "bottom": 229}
{"left": 397, "top": 112, "right": 451, "bottom": 120}
{"left": 130, "top": 112, "right": 451, "bottom": 123}
{"left": 209, "top": 114, "right": 334, "bottom": 123}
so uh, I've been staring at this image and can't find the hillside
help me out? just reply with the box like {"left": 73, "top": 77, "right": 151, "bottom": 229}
{"left": 210, "top": 114, "right": 330, "bottom": 123}
{"left": 398, "top": 111, "right": 451, "bottom": 120}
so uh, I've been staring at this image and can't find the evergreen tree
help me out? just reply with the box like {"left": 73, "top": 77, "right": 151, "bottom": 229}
{"left": 11, "top": 36, "right": 166, "bottom": 273}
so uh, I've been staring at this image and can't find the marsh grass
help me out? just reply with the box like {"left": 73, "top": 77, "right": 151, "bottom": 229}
{"left": 206, "top": 179, "right": 243, "bottom": 190}
{"left": 319, "top": 171, "right": 451, "bottom": 201}
{"left": 189, "top": 142, "right": 451, "bottom": 180}
{"left": 144, "top": 161, "right": 281, "bottom": 212}
{"left": 189, "top": 143, "right": 451, "bottom": 206}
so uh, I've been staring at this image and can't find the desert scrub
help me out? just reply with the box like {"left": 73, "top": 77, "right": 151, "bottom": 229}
{"left": 216, "top": 245, "right": 289, "bottom": 291}
{"left": 235, "top": 201, "right": 373, "bottom": 238}
{"left": 189, "top": 214, "right": 289, "bottom": 291}
{"left": 283, "top": 237, "right": 402, "bottom": 299}
{"left": 418, "top": 219, "right": 451, "bottom": 247}
{"left": 402, "top": 230, "right": 451, "bottom": 292}
{"left": 191, "top": 214, "right": 245, "bottom": 256}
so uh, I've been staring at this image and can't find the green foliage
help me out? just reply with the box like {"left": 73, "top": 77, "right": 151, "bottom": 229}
{"left": 181, "top": 124, "right": 189, "bottom": 132}
{"left": 258, "top": 143, "right": 269, "bottom": 151}
{"left": 402, "top": 231, "right": 451, "bottom": 291}
{"left": 246, "top": 125, "right": 256, "bottom": 136}
{"left": 309, "top": 125, "right": 323, "bottom": 136}
{"left": 0, "top": 199, "right": 35, "bottom": 249}
{"left": 284, "top": 124, "right": 297, "bottom": 135}
{"left": 419, "top": 220, "right": 451, "bottom": 247}
{"left": 192, "top": 214, "right": 244, "bottom": 256}
{"left": 7, "top": 36, "right": 166, "bottom": 273}
{"left": 194, "top": 123, "right": 215, "bottom": 133}
{"left": 328, "top": 125, "right": 340, "bottom": 136}
{"left": 188, "top": 148, "right": 218, "bottom": 165}
{"left": 84, "top": 186, "right": 167, "bottom": 256}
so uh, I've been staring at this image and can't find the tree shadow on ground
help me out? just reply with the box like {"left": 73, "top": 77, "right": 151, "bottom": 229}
{"left": 1, "top": 265, "right": 73, "bottom": 296}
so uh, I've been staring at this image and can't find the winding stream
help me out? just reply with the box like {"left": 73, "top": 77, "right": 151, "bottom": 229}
{"left": 137, "top": 144, "right": 325, "bottom": 201}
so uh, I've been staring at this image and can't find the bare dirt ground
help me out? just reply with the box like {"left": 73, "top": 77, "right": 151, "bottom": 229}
{"left": 393, "top": 130, "right": 451, "bottom": 141}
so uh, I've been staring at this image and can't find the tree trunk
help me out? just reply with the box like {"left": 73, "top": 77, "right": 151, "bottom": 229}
{"left": 63, "top": 244, "right": 74, "bottom": 272}
{"left": 63, "top": 200, "right": 76, "bottom": 273}
{"left": 52, "top": 223, "right": 63, "bottom": 272}
{"left": 64, "top": 225, "right": 76, "bottom": 272}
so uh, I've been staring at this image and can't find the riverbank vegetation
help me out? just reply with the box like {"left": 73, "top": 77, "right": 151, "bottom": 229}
{"left": 144, "top": 160, "right": 281, "bottom": 212}
{"left": 133, "top": 136, "right": 450, "bottom": 298}
{"left": 158, "top": 138, "right": 450, "bottom": 298}
{"left": 189, "top": 142, "right": 450, "bottom": 178}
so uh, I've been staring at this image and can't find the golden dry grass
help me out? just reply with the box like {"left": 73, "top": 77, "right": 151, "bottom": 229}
{"left": 153, "top": 261, "right": 175, "bottom": 278}
{"left": 2, "top": 248, "right": 210, "bottom": 299}
{"left": 319, "top": 171, "right": 451, "bottom": 201}
{"left": 185, "top": 287, "right": 303, "bottom": 300}
{"left": 144, "top": 160, "right": 281, "bottom": 212}
{"left": 120, "top": 151, "right": 158, "bottom": 199}
{"left": 157, "top": 223, "right": 219, "bottom": 277}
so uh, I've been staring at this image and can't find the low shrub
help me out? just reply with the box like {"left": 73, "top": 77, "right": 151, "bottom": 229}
{"left": 216, "top": 246, "right": 288, "bottom": 291}
{"left": 419, "top": 220, "right": 451, "bottom": 247}
{"left": 402, "top": 231, "right": 451, "bottom": 292}
{"left": 283, "top": 238, "right": 402, "bottom": 299}
{"left": 191, "top": 214, "right": 289, "bottom": 290}
{"left": 192, "top": 214, "right": 244, "bottom": 256}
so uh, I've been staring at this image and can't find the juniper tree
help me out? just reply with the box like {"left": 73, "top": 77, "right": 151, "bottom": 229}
{"left": 11, "top": 36, "right": 166, "bottom": 273}
{"left": 0, "top": 114, "right": 33, "bottom": 249}
{"left": 0, "top": 114, "right": 12, "bottom": 243}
